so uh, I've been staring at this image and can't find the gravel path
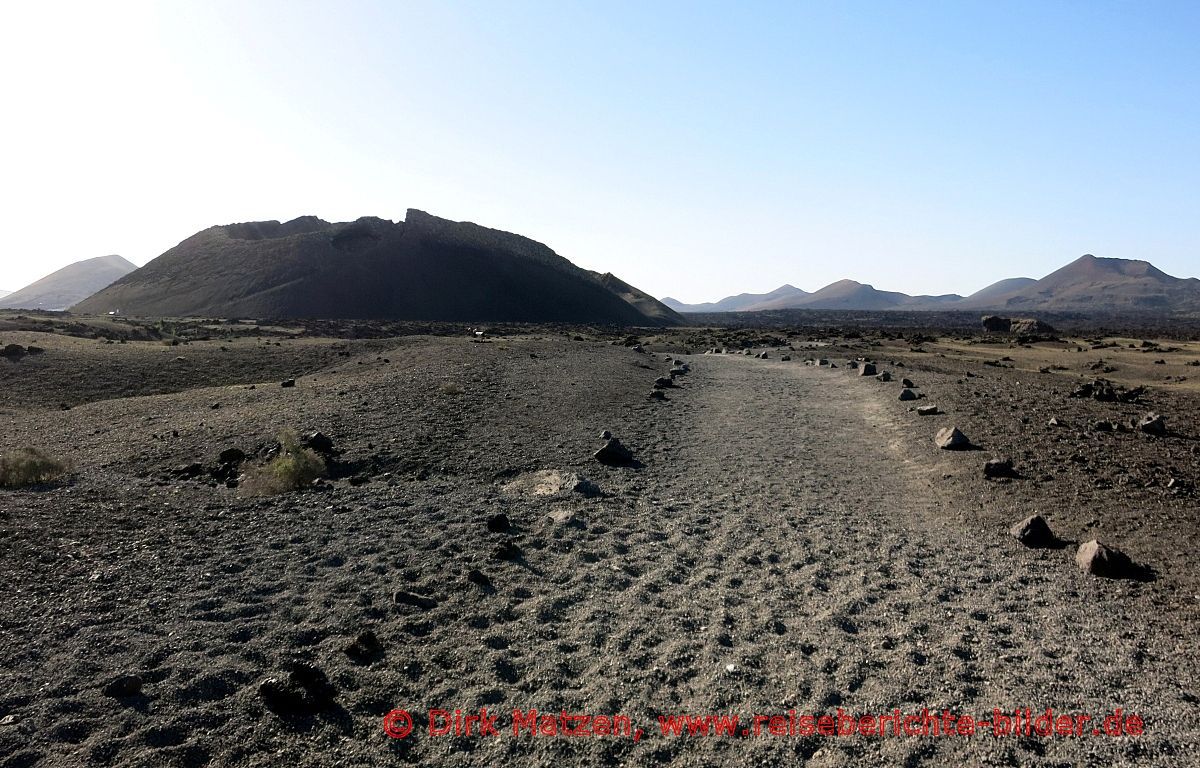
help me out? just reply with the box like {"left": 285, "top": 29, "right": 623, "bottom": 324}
{"left": 594, "top": 354, "right": 1194, "bottom": 767}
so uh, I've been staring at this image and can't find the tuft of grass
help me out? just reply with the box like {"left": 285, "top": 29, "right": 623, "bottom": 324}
{"left": 439, "top": 382, "right": 464, "bottom": 396}
{"left": 240, "top": 431, "right": 326, "bottom": 496}
{"left": 0, "top": 447, "right": 71, "bottom": 488}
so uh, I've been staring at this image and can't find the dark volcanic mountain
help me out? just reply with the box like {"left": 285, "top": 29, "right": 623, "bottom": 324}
{"left": 668, "top": 280, "right": 962, "bottom": 312}
{"left": 994, "top": 254, "right": 1200, "bottom": 312}
{"left": 957, "top": 276, "right": 1037, "bottom": 309}
{"left": 662, "top": 284, "right": 808, "bottom": 313}
{"left": 73, "top": 211, "right": 683, "bottom": 325}
{"left": 1, "top": 255, "right": 136, "bottom": 311}
{"left": 761, "top": 279, "right": 962, "bottom": 311}
{"left": 591, "top": 272, "right": 681, "bottom": 325}
{"left": 773, "top": 279, "right": 906, "bottom": 310}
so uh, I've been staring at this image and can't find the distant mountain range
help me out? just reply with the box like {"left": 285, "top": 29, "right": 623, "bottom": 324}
{"left": 663, "top": 255, "right": 1200, "bottom": 314}
{"left": 0, "top": 255, "right": 137, "bottom": 311}
{"left": 12, "top": 239, "right": 1195, "bottom": 324}
{"left": 663, "top": 284, "right": 809, "bottom": 313}
{"left": 73, "top": 210, "right": 683, "bottom": 326}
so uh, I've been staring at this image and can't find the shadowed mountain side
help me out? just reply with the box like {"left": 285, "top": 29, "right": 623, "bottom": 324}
{"left": 73, "top": 211, "right": 684, "bottom": 326}
{"left": 590, "top": 272, "right": 682, "bottom": 325}
{"left": 0, "top": 255, "right": 136, "bottom": 311}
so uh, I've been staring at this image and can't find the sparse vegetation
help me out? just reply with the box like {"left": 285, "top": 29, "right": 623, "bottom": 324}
{"left": 0, "top": 447, "right": 71, "bottom": 488}
{"left": 240, "top": 431, "right": 326, "bottom": 496}
{"left": 439, "top": 382, "right": 464, "bottom": 396}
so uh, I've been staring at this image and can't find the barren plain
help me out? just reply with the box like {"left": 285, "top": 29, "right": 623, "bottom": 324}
{"left": 1, "top": 314, "right": 1198, "bottom": 767}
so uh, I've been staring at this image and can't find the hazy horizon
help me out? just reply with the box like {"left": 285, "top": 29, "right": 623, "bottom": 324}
{"left": 2, "top": 1, "right": 1197, "bottom": 302}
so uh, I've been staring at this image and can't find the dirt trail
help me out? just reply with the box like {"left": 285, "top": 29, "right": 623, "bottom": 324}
{"left": 572, "top": 354, "right": 1192, "bottom": 767}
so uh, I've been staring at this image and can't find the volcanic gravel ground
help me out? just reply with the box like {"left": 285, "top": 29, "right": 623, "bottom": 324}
{"left": 0, "top": 332, "right": 1197, "bottom": 767}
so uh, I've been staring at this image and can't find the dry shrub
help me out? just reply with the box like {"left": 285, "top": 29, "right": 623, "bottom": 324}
{"left": 240, "top": 431, "right": 326, "bottom": 496}
{"left": 0, "top": 447, "right": 71, "bottom": 488}
{"left": 439, "top": 382, "right": 464, "bottom": 396}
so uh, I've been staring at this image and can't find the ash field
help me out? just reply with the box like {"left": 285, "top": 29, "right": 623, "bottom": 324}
{"left": 1, "top": 312, "right": 1198, "bottom": 767}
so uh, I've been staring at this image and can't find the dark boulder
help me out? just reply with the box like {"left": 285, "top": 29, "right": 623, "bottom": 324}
{"left": 1075, "top": 540, "right": 1144, "bottom": 580}
{"left": 981, "top": 316, "right": 1011, "bottom": 333}
{"left": 982, "top": 316, "right": 1056, "bottom": 338}
{"left": 1138, "top": 413, "right": 1167, "bottom": 437}
{"left": 595, "top": 437, "right": 635, "bottom": 466}
{"left": 174, "top": 462, "right": 205, "bottom": 479}
{"left": 984, "top": 457, "right": 1018, "bottom": 479}
{"left": 259, "top": 677, "right": 308, "bottom": 714}
{"left": 260, "top": 661, "right": 337, "bottom": 715}
{"left": 290, "top": 662, "right": 336, "bottom": 703}
{"left": 218, "top": 448, "right": 246, "bottom": 465}
{"left": 1011, "top": 318, "right": 1057, "bottom": 338}
{"left": 1010, "top": 514, "right": 1056, "bottom": 548}
{"left": 1070, "top": 378, "right": 1144, "bottom": 404}
{"left": 343, "top": 630, "right": 383, "bottom": 664}
{"left": 302, "top": 431, "right": 335, "bottom": 455}
{"left": 935, "top": 427, "right": 970, "bottom": 450}
{"left": 102, "top": 674, "right": 143, "bottom": 699}
{"left": 492, "top": 541, "right": 522, "bottom": 561}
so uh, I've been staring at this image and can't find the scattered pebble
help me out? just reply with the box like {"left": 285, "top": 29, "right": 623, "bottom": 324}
{"left": 393, "top": 590, "right": 438, "bottom": 610}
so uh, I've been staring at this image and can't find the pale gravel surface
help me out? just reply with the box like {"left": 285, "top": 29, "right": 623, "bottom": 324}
{"left": 0, "top": 333, "right": 1196, "bottom": 767}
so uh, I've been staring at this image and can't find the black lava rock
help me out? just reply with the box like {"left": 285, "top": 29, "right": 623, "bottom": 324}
{"left": 102, "top": 674, "right": 143, "bottom": 698}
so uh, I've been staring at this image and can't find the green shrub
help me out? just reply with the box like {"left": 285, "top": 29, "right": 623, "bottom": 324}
{"left": 240, "top": 431, "right": 326, "bottom": 496}
{"left": 0, "top": 448, "right": 71, "bottom": 488}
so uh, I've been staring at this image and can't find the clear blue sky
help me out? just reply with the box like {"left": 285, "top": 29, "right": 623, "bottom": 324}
{"left": 1, "top": 0, "right": 1197, "bottom": 301}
